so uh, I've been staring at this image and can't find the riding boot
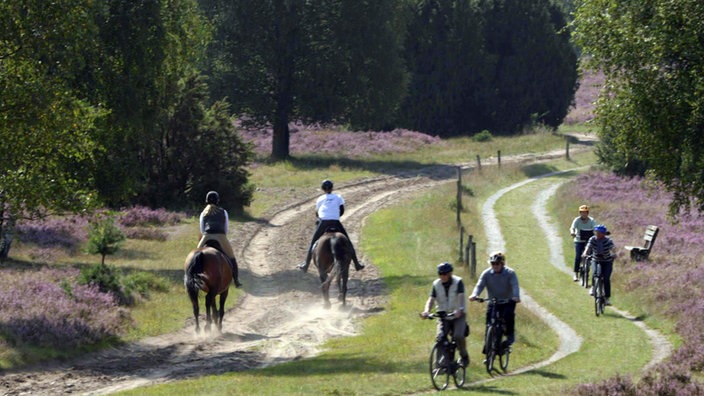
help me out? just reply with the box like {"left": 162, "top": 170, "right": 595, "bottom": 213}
{"left": 349, "top": 245, "right": 365, "bottom": 271}
{"left": 297, "top": 249, "right": 313, "bottom": 272}
{"left": 229, "top": 256, "right": 242, "bottom": 288}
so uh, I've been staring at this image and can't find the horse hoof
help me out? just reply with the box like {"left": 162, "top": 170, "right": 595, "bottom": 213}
{"left": 324, "top": 302, "right": 332, "bottom": 309}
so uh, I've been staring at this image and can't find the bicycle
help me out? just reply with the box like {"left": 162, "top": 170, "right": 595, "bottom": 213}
{"left": 421, "top": 311, "right": 466, "bottom": 390}
{"left": 578, "top": 254, "right": 590, "bottom": 288}
{"left": 589, "top": 255, "right": 609, "bottom": 316}
{"left": 474, "top": 298, "right": 511, "bottom": 375}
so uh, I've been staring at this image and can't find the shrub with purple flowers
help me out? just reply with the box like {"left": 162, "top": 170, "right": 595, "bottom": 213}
{"left": 563, "top": 171, "right": 704, "bottom": 393}
{"left": 238, "top": 123, "right": 441, "bottom": 158}
{"left": 118, "top": 206, "right": 186, "bottom": 227}
{"left": 0, "top": 268, "right": 130, "bottom": 349}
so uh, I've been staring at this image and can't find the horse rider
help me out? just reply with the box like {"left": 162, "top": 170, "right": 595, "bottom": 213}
{"left": 297, "top": 179, "right": 365, "bottom": 273}
{"left": 197, "top": 191, "right": 242, "bottom": 287}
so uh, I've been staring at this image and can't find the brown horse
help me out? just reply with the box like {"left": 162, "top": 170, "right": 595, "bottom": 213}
{"left": 184, "top": 241, "right": 233, "bottom": 333}
{"left": 313, "top": 231, "right": 353, "bottom": 309}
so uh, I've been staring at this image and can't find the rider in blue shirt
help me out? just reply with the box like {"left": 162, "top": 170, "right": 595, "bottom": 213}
{"left": 583, "top": 224, "right": 616, "bottom": 305}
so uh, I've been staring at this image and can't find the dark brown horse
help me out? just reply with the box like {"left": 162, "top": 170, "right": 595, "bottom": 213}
{"left": 313, "top": 231, "right": 353, "bottom": 309}
{"left": 184, "top": 241, "right": 233, "bottom": 333}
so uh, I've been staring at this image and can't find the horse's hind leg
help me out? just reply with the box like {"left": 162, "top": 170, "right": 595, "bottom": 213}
{"left": 338, "top": 268, "right": 349, "bottom": 306}
{"left": 205, "top": 291, "right": 216, "bottom": 332}
{"left": 188, "top": 289, "right": 201, "bottom": 333}
{"left": 217, "top": 290, "right": 229, "bottom": 332}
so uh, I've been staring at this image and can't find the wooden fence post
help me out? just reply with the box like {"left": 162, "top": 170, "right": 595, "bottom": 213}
{"left": 459, "top": 226, "right": 465, "bottom": 262}
{"left": 566, "top": 137, "right": 570, "bottom": 160}
{"left": 470, "top": 239, "right": 477, "bottom": 278}
{"left": 498, "top": 150, "right": 501, "bottom": 168}
{"left": 476, "top": 155, "right": 481, "bottom": 170}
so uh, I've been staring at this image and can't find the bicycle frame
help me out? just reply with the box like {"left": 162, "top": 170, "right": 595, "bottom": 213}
{"left": 589, "top": 256, "right": 607, "bottom": 316}
{"left": 474, "top": 298, "right": 511, "bottom": 375}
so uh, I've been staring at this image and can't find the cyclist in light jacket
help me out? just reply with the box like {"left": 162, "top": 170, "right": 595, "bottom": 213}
{"left": 469, "top": 252, "right": 520, "bottom": 348}
{"left": 421, "top": 262, "right": 470, "bottom": 367}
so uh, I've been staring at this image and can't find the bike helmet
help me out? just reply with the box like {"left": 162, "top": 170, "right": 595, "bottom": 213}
{"left": 437, "top": 262, "right": 453, "bottom": 274}
{"left": 488, "top": 251, "right": 505, "bottom": 264}
{"left": 321, "top": 179, "right": 333, "bottom": 191}
{"left": 206, "top": 191, "right": 220, "bottom": 204}
{"left": 594, "top": 224, "right": 608, "bottom": 234}
{"left": 579, "top": 205, "right": 589, "bottom": 212}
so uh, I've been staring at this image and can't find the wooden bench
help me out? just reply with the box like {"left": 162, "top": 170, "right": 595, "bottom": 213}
{"left": 624, "top": 225, "right": 659, "bottom": 261}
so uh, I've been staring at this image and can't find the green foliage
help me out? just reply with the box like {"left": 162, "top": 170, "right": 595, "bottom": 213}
{"left": 78, "top": 263, "right": 123, "bottom": 297}
{"left": 86, "top": 216, "right": 126, "bottom": 265}
{"left": 473, "top": 130, "right": 494, "bottom": 142}
{"left": 122, "top": 272, "right": 170, "bottom": 300}
{"left": 204, "top": 0, "right": 408, "bottom": 159}
{"left": 400, "top": 0, "right": 578, "bottom": 136}
{"left": 573, "top": 0, "right": 704, "bottom": 214}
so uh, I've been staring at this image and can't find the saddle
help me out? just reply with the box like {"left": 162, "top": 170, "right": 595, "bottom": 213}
{"left": 203, "top": 239, "right": 225, "bottom": 254}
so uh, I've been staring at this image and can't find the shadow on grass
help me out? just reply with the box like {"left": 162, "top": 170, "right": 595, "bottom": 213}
{"left": 523, "top": 368, "right": 566, "bottom": 379}
{"left": 462, "top": 384, "right": 518, "bottom": 394}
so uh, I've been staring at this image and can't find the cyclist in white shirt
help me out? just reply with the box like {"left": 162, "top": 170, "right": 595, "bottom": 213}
{"left": 297, "top": 180, "right": 365, "bottom": 273}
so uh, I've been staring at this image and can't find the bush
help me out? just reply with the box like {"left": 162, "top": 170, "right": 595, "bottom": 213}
{"left": 0, "top": 268, "right": 130, "bottom": 349}
{"left": 473, "top": 130, "right": 493, "bottom": 142}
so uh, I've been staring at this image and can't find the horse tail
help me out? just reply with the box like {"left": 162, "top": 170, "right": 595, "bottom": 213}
{"left": 185, "top": 251, "right": 207, "bottom": 293}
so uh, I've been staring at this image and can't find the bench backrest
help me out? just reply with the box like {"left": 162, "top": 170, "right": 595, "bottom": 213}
{"left": 642, "top": 225, "right": 659, "bottom": 249}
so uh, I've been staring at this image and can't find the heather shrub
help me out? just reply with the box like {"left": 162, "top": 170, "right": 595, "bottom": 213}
{"left": 15, "top": 216, "right": 89, "bottom": 252}
{"left": 0, "top": 268, "right": 130, "bottom": 349}
{"left": 77, "top": 263, "right": 123, "bottom": 299}
{"left": 118, "top": 206, "right": 186, "bottom": 227}
{"left": 238, "top": 124, "right": 441, "bottom": 158}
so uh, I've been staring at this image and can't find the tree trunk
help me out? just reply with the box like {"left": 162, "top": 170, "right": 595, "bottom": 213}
{"left": 272, "top": 110, "right": 290, "bottom": 160}
{"left": 0, "top": 216, "right": 15, "bottom": 261}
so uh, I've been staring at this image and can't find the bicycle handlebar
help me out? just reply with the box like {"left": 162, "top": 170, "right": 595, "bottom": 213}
{"left": 471, "top": 297, "right": 512, "bottom": 304}
{"left": 421, "top": 312, "right": 457, "bottom": 320}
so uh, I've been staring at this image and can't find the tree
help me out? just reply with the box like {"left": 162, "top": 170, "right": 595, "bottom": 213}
{"left": 203, "top": 0, "right": 407, "bottom": 159}
{"left": 86, "top": 215, "right": 126, "bottom": 266}
{"left": 573, "top": 0, "right": 704, "bottom": 214}
{"left": 400, "top": 0, "right": 578, "bottom": 136}
{"left": 0, "top": 0, "right": 106, "bottom": 259}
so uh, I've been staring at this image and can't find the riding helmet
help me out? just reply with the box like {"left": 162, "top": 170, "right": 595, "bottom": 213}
{"left": 437, "top": 262, "right": 453, "bottom": 274}
{"left": 321, "top": 179, "right": 334, "bottom": 191}
{"left": 206, "top": 191, "right": 220, "bottom": 205}
{"left": 488, "top": 251, "right": 505, "bottom": 264}
{"left": 579, "top": 204, "right": 589, "bottom": 212}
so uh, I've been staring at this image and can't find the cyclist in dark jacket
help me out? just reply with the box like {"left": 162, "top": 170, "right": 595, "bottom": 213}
{"left": 469, "top": 252, "right": 520, "bottom": 348}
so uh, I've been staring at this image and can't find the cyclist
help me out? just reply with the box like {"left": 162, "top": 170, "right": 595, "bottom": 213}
{"left": 297, "top": 180, "right": 364, "bottom": 273}
{"left": 570, "top": 204, "right": 597, "bottom": 281}
{"left": 583, "top": 224, "right": 616, "bottom": 305}
{"left": 421, "top": 262, "right": 470, "bottom": 367}
{"left": 197, "top": 191, "right": 242, "bottom": 288}
{"left": 469, "top": 252, "right": 520, "bottom": 350}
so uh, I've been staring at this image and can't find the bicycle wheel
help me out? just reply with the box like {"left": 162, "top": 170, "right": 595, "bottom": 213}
{"left": 484, "top": 327, "right": 497, "bottom": 375}
{"left": 598, "top": 281, "right": 606, "bottom": 314}
{"left": 429, "top": 343, "right": 449, "bottom": 390}
{"left": 453, "top": 357, "right": 466, "bottom": 388}
{"left": 593, "top": 277, "right": 602, "bottom": 317}
{"left": 500, "top": 349, "right": 510, "bottom": 372}
{"left": 581, "top": 260, "right": 590, "bottom": 288}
